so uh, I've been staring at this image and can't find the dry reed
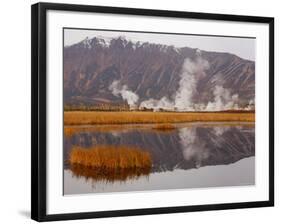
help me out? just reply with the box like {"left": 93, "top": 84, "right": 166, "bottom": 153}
{"left": 152, "top": 124, "right": 176, "bottom": 131}
{"left": 69, "top": 145, "right": 152, "bottom": 170}
{"left": 64, "top": 111, "right": 255, "bottom": 125}
{"left": 70, "top": 164, "right": 151, "bottom": 182}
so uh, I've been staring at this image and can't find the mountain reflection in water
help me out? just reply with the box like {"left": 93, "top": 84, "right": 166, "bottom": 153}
{"left": 64, "top": 123, "right": 255, "bottom": 194}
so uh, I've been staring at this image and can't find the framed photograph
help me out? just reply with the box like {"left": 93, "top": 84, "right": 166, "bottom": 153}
{"left": 31, "top": 2, "right": 274, "bottom": 222}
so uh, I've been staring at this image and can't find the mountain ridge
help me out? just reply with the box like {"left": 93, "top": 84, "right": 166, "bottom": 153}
{"left": 64, "top": 36, "right": 255, "bottom": 110}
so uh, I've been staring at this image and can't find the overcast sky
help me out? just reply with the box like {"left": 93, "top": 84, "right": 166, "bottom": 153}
{"left": 64, "top": 29, "right": 255, "bottom": 61}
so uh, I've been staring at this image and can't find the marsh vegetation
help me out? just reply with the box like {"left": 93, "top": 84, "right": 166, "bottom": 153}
{"left": 69, "top": 145, "right": 152, "bottom": 170}
{"left": 64, "top": 111, "right": 255, "bottom": 125}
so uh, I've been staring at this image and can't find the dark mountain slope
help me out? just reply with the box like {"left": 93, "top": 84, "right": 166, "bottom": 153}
{"left": 64, "top": 36, "right": 255, "bottom": 107}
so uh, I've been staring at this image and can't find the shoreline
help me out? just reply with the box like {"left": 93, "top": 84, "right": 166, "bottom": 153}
{"left": 64, "top": 121, "right": 255, "bottom": 137}
{"left": 64, "top": 111, "right": 255, "bottom": 125}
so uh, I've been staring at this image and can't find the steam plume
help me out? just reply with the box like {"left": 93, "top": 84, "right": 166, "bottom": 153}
{"left": 139, "top": 54, "right": 210, "bottom": 111}
{"left": 109, "top": 50, "right": 245, "bottom": 111}
{"left": 245, "top": 99, "right": 255, "bottom": 110}
{"left": 139, "top": 97, "right": 174, "bottom": 111}
{"left": 205, "top": 86, "right": 239, "bottom": 111}
{"left": 109, "top": 80, "right": 139, "bottom": 108}
{"left": 174, "top": 56, "right": 209, "bottom": 111}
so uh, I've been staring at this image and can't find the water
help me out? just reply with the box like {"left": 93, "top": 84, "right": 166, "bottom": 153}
{"left": 63, "top": 123, "right": 255, "bottom": 195}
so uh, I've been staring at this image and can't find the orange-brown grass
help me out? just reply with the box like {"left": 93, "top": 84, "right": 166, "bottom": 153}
{"left": 64, "top": 127, "right": 77, "bottom": 137}
{"left": 152, "top": 124, "right": 176, "bottom": 131}
{"left": 69, "top": 145, "right": 152, "bottom": 170}
{"left": 64, "top": 124, "right": 176, "bottom": 137}
{"left": 70, "top": 164, "right": 150, "bottom": 182}
{"left": 64, "top": 111, "right": 255, "bottom": 125}
{"left": 64, "top": 122, "right": 254, "bottom": 137}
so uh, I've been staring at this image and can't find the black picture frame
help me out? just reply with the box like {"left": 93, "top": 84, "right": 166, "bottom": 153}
{"left": 31, "top": 2, "right": 274, "bottom": 222}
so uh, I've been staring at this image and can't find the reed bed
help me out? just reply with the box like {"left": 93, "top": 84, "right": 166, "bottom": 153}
{"left": 64, "top": 124, "right": 176, "bottom": 137}
{"left": 70, "top": 164, "right": 151, "bottom": 182}
{"left": 64, "top": 111, "right": 255, "bottom": 125}
{"left": 69, "top": 145, "right": 152, "bottom": 170}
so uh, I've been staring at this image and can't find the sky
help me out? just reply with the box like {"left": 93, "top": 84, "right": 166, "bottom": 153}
{"left": 64, "top": 29, "right": 255, "bottom": 61}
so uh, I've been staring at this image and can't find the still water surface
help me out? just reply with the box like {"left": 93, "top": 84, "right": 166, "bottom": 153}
{"left": 63, "top": 122, "right": 255, "bottom": 195}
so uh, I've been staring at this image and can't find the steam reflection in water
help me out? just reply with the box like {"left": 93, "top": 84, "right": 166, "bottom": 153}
{"left": 64, "top": 123, "right": 255, "bottom": 194}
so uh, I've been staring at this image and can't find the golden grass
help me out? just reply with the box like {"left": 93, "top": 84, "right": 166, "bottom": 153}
{"left": 69, "top": 145, "right": 152, "bottom": 182}
{"left": 70, "top": 164, "right": 151, "bottom": 182}
{"left": 64, "top": 111, "right": 255, "bottom": 125}
{"left": 64, "top": 124, "right": 176, "bottom": 137}
{"left": 64, "top": 122, "right": 255, "bottom": 137}
{"left": 64, "top": 127, "right": 77, "bottom": 137}
{"left": 152, "top": 124, "right": 176, "bottom": 131}
{"left": 69, "top": 145, "right": 152, "bottom": 170}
